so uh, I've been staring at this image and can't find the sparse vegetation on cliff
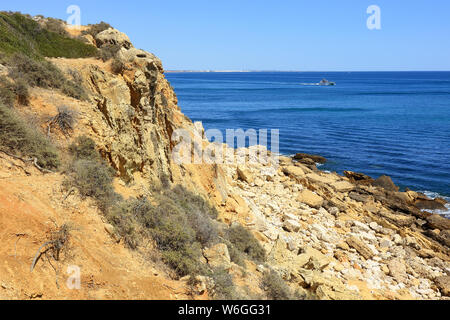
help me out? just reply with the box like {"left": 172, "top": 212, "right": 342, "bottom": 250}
{"left": 51, "top": 106, "right": 76, "bottom": 135}
{"left": 0, "top": 11, "right": 97, "bottom": 59}
{"left": 6, "top": 53, "right": 88, "bottom": 100}
{"left": 0, "top": 103, "right": 60, "bottom": 169}
{"left": 65, "top": 137, "right": 118, "bottom": 211}
{"left": 82, "top": 21, "right": 112, "bottom": 37}
{"left": 68, "top": 135, "right": 101, "bottom": 161}
{"left": 227, "top": 224, "right": 266, "bottom": 264}
{"left": 64, "top": 136, "right": 265, "bottom": 288}
{"left": 208, "top": 268, "right": 241, "bottom": 300}
{"left": 0, "top": 79, "right": 16, "bottom": 107}
{"left": 262, "top": 270, "right": 298, "bottom": 300}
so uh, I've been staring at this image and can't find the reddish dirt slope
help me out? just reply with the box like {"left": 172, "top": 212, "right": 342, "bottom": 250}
{"left": 0, "top": 157, "right": 190, "bottom": 300}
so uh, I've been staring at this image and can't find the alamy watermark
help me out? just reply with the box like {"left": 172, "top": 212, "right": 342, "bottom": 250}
{"left": 66, "top": 5, "right": 81, "bottom": 29}
{"left": 367, "top": 5, "right": 381, "bottom": 30}
{"left": 66, "top": 265, "right": 81, "bottom": 290}
{"left": 171, "top": 123, "right": 280, "bottom": 166}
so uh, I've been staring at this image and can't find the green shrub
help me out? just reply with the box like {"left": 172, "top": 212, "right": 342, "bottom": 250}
{"left": 188, "top": 209, "right": 219, "bottom": 246}
{"left": 0, "top": 103, "right": 60, "bottom": 169}
{"left": 0, "top": 80, "right": 15, "bottom": 107}
{"left": 64, "top": 159, "right": 118, "bottom": 211}
{"left": 168, "top": 185, "right": 219, "bottom": 220}
{"left": 0, "top": 11, "right": 97, "bottom": 59}
{"left": 226, "top": 243, "right": 246, "bottom": 268}
{"left": 106, "top": 198, "right": 143, "bottom": 249}
{"left": 161, "top": 244, "right": 205, "bottom": 277}
{"left": 98, "top": 44, "right": 121, "bottom": 62}
{"left": 262, "top": 270, "right": 296, "bottom": 300}
{"left": 13, "top": 79, "right": 30, "bottom": 105}
{"left": 44, "top": 18, "right": 69, "bottom": 36}
{"left": 137, "top": 195, "right": 205, "bottom": 277}
{"left": 103, "top": 184, "right": 220, "bottom": 277}
{"left": 68, "top": 135, "right": 100, "bottom": 161}
{"left": 209, "top": 268, "right": 241, "bottom": 300}
{"left": 7, "top": 53, "right": 87, "bottom": 100}
{"left": 228, "top": 224, "right": 266, "bottom": 264}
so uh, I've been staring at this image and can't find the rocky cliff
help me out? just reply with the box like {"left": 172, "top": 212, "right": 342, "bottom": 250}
{"left": 0, "top": 16, "right": 449, "bottom": 300}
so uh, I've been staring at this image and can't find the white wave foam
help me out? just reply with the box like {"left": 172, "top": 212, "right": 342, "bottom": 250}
{"left": 418, "top": 191, "right": 450, "bottom": 218}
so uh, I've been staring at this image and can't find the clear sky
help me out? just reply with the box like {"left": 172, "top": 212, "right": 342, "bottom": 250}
{"left": 2, "top": 0, "right": 450, "bottom": 71}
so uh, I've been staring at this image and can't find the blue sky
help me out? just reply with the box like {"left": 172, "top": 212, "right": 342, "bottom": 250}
{"left": 2, "top": 0, "right": 450, "bottom": 71}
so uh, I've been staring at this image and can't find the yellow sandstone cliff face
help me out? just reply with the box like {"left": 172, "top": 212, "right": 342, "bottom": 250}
{"left": 48, "top": 41, "right": 226, "bottom": 206}
{"left": 0, "top": 25, "right": 229, "bottom": 300}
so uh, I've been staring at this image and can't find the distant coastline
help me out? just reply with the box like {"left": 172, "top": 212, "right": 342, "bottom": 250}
{"left": 165, "top": 70, "right": 450, "bottom": 73}
{"left": 165, "top": 70, "right": 302, "bottom": 73}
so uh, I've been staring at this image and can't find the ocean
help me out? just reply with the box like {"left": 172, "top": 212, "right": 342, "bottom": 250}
{"left": 166, "top": 71, "right": 450, "bottom": 215}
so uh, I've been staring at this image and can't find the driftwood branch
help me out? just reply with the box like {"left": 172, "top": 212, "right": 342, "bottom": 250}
{"left": 30, "top": 224, "right": 71, "bottom": 273}
{"left": 30, "top": 241, "right": 51, "bottom": 272}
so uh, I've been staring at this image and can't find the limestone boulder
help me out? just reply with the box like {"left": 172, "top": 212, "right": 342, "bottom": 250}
{"left": 344, "top": 171, "right": 374, "bottom": 185}
{"left": 378, "top": 210, "right": 415, "bottom": 227}
{"left": 434, "top": 276, "right": 450, "bottom": 296}
{"left": 297, "top": 189, "right": 324, "bottom": 209}
{"left": 306, "top": 172, "right": 336, "bottom": 186}
{"left": 237, "top": 167, "right": 254, "bottom": 184}
{"left": 284, "top": 219, "right": 301, "bottom": 233}
{"left": 203, "top": 244, "right": 231, "bottom": 269}
{"left": 349, "top": 192, "right": 371, "bottom": 203}
{"left": 282, "top": 166, "right": 305, "bottom": 179}
{"left": 346, "top": 236, "right": 376, "bottom": 260}
{"left": 117, "top": 48, "right": 163, "bottom": 72}
{"left": 426, "top": 214, "right": 450, "bottom": 231}
{"left": 95, "top": 28, "right": 133, "bottom": 49}
{"left": 387, "top": 258, "right": 408, "bottom": 283}
{"left": 372, "top": 175, "right": 399, "bottom": 192}
{"left": 331, "top": 180, "right": 355, "bottom": 193}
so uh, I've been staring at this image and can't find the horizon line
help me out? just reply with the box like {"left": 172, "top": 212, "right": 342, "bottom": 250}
{"left": 165, "top": 70, "right": 450, "bottom": 73}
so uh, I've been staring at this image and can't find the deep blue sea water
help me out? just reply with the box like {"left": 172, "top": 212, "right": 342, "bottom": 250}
{"left": 166, "top": 71, "right": 450, "bottom": 210}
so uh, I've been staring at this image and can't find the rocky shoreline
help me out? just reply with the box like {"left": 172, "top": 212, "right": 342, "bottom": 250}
{"left": 218, "top": 148, "right": 450, "bottom": 299}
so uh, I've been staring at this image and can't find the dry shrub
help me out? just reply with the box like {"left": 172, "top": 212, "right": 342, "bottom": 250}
{"left": 262, "top": 270, "right": 304, "bottom": 300}
{"left": 64, "top": 159, "right": 118, "bottom": 211}
{"left": 53, "top": 105, "right": 76, "bottom": 135}
{"left": 111, "top": 58, "right": 125, "bottom": 74}
{"left": 227, "top": 224, "right": 266, "bottom": 264}
{"left": 44, "top": 18, "right": 69, "bottom": 36}
{"left": 0, "top": 103, "right": 60, "bottom": 169}
{"left": 14, "top": 79, "right": 29, "bottom": 105}
{"left": 47, "top": 223, "right": 72, "bottom": 261}
{"left": 6, "top": 53, "right": 87, "bottom": 100}
{"left": 0, "top": 81, "right": 15, "bottom": 107}
{"left": 209, "top": 268, "right": 244, "bottom": 300}
{"left": 98, "top": 44, "right": 121, "bottom": 62}
{"left": 68, "top": 135, "right": 100, "bottom": 161}
{"left": 82, "top": 22, "right": 112, "bottom": 37}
